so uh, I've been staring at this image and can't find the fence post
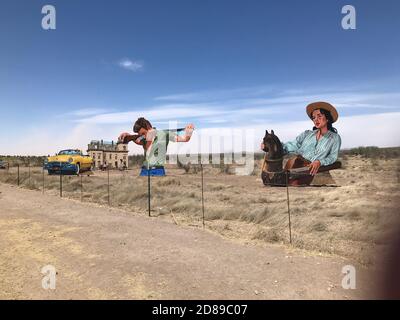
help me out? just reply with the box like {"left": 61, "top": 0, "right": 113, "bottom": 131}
{"left": 28, "top": 161, "right": 31, "bottom": 187}
{"left": 42, "top": 162, "right": 45, "bottom": 194}
{"left": 148, "top": 166, "right": 151, "bottom": 217}
{"left": 80, "top": 174, "right": 83, "bottom": 202}
{"left": 60, "top": 173, "right": 63, "bottom": 197}
{"left": 285, "top": 171, "right": 292, "bottom": 245}
{"left": 107, "top": 165, "right": 110, "bottom": 206}
{"left": 17, "top": 164, "right": 20, "bottom": 186}
{"left": 200, "top": 163, "right": 205, "bottom": 229}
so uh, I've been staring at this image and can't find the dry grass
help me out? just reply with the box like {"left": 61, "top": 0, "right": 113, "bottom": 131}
{"left": 0, "top": 155, "right": 399, "bottom": 266}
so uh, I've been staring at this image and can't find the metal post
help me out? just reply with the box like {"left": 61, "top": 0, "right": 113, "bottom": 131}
{"left": 17, "top": 164, "right": 20, "bottom": 186}
{"left": 28, "top": 162, "right": 31, "bottom": 187}
{"left": 285, "top": 171, "right": 292, "bottom": 245}
{"left": 107, "top": 166, "right": 110, "bottom": 206}
{"left": 80, "top": 174, "right": 83, "bottom": 202}
{"left": 148, "top": 165, "right": 151, "bottom": 217}
{"left": 42, "top": 163, "right": 45, "bottom": 194}
{"left": 60, "top": 173, "right": 63, "bottom": 197}
{"left": 201, "top": 163, "right": 205, "bottom": 229}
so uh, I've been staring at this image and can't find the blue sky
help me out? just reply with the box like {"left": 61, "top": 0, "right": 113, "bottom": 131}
{"left": 0, "top": 0, "right": 399, "bottom": 155}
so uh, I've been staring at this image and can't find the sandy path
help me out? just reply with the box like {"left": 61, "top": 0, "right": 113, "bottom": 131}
{"left": 0, "top": 183, "right": 375, "bottom": 299}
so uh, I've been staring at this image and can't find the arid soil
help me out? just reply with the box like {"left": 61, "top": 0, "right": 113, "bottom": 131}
{"left": 1, "top": 156, "right": 398, "bottom": 266}
{"left": 0, "top": 155, "right": 398, "bottom": 299}
{"left": 0, "top": 182, "right": 378, "bottom": 299}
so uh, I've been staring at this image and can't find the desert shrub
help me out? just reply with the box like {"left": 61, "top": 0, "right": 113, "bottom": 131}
{"left": 346, "top": 210, "right": 362, "bottom": 221}
{"left": 328, "top": 211, "right": 344, "bottom": 218}
{"left": 340, "top": 146, "right": 400, "bottom": 159}
{"left": 219, "top": 194, "right": 231, "bottom": 201}
{"left": 240, "top": 207, "right": 272, "bottom": 224}
{"left": 186, "top": 191, "right": 197, "bottom": 198}
{"left": 221, "top": 207, "right": 242, "bottom": 220}
{"left": 205, "top": 207, "right": 226, "bottom": 220}
{"left": 0, "top": 155, "right": 46, "bottom": 167}
{"left": 310, "top": 222, "right": 327, "bottom": 232}
{"left": 257, "top": 197, "right": 268, "bottom": 204}
{"left": 156, "top": 178, "right": 181, "bottom": 187}
{"left": 252, "top": 229, "right": 281, "bottom": 243}
{"left": 219, "top": 164, "right": 233, "bottom": 175}
{"left": 209, "top": 184, "right": 224, "bottom": 191}
{"left": 176, "top": 159, "right": 198, "bottom": 174}
{"left": 171, "top": 199, "right": 199, "bottom": 214}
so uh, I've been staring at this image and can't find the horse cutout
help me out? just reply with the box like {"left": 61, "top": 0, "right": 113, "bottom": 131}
{"left": 261, "top": 130, "right": 342, "bottom": 187}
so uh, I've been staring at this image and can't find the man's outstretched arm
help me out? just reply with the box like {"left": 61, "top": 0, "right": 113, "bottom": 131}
{"left": 118, "top": 132, "right": 145, "bottom": 145}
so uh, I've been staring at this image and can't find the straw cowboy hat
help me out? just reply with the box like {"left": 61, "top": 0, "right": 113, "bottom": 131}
{"left": 306, "top": 102, "right": 339, "bottom": 123}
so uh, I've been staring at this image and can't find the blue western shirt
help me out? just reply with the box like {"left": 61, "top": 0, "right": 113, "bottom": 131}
{"left": 282, "top": 129, "right": 341, "bottom": 166}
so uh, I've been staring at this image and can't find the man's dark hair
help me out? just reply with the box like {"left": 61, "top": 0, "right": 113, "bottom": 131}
{"left": 133, "top": 117, "right": 152, "bottom": 133}
{"left": 311, "top": 108, "right": 338, "bottom": 133}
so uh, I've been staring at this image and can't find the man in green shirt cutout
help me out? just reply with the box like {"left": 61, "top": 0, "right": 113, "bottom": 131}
{"left": 118, "top": 117, "right": 194, "bottom": 176}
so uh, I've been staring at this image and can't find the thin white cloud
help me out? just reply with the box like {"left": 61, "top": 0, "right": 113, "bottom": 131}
{"left": 74, "top": 104, "right": 230, "bottom": 124}
{"left": 225, "top": 92, "right": 400, "bottom": 109}
{"left": 73, "top": 103, "right": 293, "bottom": 125}
{"left": 68, "top": 108, "right": 113, "bottom": 117}
{"left": 154, "top": 85, "right": 277, "bottom": 102}
{"left": 118, "top": 58, "right": 144, "bottom": 72}
{"left": 154, "top": 84, "right": 400, "bottom": 114}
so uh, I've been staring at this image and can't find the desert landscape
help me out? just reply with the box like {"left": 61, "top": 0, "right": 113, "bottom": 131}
{"left": 0, "top": 149, "right": 399, "bottom": 299}
{"left": 2, "top": 0, "right": 400, "bottom": 305}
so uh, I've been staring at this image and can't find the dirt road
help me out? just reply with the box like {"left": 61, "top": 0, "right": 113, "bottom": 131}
{"left": 0, "top": 183, "right": 376, "bottom": 299}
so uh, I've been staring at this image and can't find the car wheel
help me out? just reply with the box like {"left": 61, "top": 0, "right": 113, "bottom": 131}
{"left": 76, "top": 164, "right": 80, "bottom": 175}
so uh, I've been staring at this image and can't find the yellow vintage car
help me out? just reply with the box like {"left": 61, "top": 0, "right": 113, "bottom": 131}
{"left": 44, "top": 149, "right": 93, "bottom": 175}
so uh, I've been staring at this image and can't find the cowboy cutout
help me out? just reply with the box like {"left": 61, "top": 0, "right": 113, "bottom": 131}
{"left": 118, "top": 118, "right": 194, "bottom": 176}
{"left": 261, "top": 102, "right": 342, "bottom": 186}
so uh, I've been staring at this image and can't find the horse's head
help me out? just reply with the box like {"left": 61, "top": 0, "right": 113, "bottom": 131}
{"left": 262, "top": 129, "right": 283, "bottom": 159}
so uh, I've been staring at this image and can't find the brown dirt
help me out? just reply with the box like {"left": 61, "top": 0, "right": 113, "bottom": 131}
{"left": 0, "top": 182, "right": 378, "bottom": 299}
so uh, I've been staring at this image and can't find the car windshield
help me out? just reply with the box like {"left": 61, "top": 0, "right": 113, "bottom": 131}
{"left": 58, "top": 150, "right": 80, "bottom": 155}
